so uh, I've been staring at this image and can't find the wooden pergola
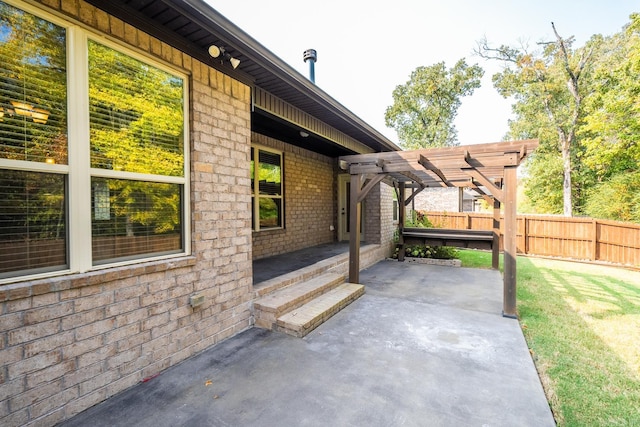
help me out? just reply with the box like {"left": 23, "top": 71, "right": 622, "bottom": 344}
{"left": 338, "top": 139, "right": 539, "bottom": 318}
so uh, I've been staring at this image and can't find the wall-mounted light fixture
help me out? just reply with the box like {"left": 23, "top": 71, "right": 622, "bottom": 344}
{"left": 208, "top": 45, "right": 241, "bottom": 69}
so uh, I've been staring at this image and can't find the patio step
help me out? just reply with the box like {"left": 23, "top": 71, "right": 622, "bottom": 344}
{"left": 254, "top": 272, "right": 364, "bottom": 337}
{"left": 276, "top": 283, "right": 364, "bottom": 337}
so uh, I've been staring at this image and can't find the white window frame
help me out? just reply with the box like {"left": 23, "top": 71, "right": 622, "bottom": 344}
{"left": 0, "top": 0, "right": 190, "bottom": 284}
{"left": 251, "top": 144, "right": 283, "bottom": 231}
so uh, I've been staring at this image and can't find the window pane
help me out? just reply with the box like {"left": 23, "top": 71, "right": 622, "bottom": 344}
{"left": 0, "top": 169, "right": 67, "bottom": 278}
{"left": 92, "top": 178, "right": 182, "bottom": 263}
{"left": 0, "top": 1, "right": 68, "bottom": 164}
{"left": 88, "top": 40, "right": 184, "bottom": 176}
{"left": 258, "top": 150, "right": 281, "bottom": 195}
{"left": 259, "top": 197, "right": 281, "bottom": 229}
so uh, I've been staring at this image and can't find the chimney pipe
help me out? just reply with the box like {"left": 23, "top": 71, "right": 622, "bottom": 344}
{"left": 303, "top": 49, "right": 317, "bottom": 84}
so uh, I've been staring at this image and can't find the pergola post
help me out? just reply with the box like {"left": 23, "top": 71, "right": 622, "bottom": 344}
{"left": 397, "top": 182, "right": 406, "bottom": 262}
{"left": 503, "top": 166, "right": 518, "bottom": 318}
{"left": 492, "top": 197, "right": 501, "bottom": 270}
{"left": 348, "top": 174, "right": 362, "bottom": 284}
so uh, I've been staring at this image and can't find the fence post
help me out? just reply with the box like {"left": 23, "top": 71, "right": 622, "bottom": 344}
{"left": 591, "top": 219, "right": 598, "bottom": 261}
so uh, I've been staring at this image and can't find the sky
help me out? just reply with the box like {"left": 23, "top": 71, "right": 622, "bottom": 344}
{"left": 207, "top": 0, "right": 637, "bottom": 146}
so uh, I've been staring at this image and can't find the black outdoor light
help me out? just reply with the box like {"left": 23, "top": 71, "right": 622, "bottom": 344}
{"left": 208, "top": 45, "right": 241, "bottom": 69}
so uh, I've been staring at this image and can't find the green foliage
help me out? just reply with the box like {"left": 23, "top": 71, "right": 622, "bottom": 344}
{"left": 406, "top": 210, "right": 434, "bottom": 228}
{"left": 522, "top": 153, "right": 564, "bottom": 214}
{"left": 385, "top": 59, "right": 483, "bottom": 149}
{"left": 584, "top": 171, "right": 640, "bottom": 223}
{"left": 580, "top": 14, "right": 640, "bottom": 181}
{"left": 393, "top": 244, "right": 459, "bottom": 260}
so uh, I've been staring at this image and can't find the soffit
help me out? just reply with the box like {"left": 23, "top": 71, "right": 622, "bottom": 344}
{"left": 84, "top": 0, "right": 400, "bottom": 154}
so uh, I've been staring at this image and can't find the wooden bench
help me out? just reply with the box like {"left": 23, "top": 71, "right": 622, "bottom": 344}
{"left": 398, "top": 228, "right": 499, "bottom": 268}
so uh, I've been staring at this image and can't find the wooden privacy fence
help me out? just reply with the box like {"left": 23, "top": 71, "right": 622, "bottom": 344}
{"left": 422, "top": 212, "right": 640, "bottom": 267}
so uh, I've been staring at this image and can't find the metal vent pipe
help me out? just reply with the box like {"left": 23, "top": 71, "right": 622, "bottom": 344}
{"left": 303, "top": 49, "right": 317, "bottom": 83}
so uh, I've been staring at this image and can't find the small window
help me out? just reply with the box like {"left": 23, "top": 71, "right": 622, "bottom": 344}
{"left": 251, "top": 146, "right": 283, "bottom": 230}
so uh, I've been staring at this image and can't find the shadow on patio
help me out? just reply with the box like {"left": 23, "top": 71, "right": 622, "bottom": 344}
{"left": 60, "top": 260, "right": 554, "bottom": 427}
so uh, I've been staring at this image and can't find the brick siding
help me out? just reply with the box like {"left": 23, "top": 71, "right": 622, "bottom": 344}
{"left": 0, "top": 1, "right": 252, "bottom": 425}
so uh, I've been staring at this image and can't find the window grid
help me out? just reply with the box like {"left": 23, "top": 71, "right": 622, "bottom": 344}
{"left": 251, "top": 145, "right": 283, "bottom": 231}
{"left": 0, "top": 1, "right": 190, "bottom": 283}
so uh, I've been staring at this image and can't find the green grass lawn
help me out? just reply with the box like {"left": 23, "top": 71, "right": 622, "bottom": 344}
{"left": 458, "top": 250, "right": 640, "bottom": 426}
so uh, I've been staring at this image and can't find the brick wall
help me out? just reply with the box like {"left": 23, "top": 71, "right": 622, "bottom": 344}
{"left": 363, "top": 183, "right": 396, "bottom": 259}
{"left": 252, "top": 133, "right": 335, "bottom": 259}
{"left": 411, "top": 187, "right": 462, "bottom": 212}
{"left": 0, "top": 1, "right": 253, "bottom": 426}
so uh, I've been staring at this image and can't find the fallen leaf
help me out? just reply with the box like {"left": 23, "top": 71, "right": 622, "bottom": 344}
{"left": 213, "top": 395, "right": 219, "bottom": 399}
{"left": 205, "top": 379, "right": 213, "bottom": 386}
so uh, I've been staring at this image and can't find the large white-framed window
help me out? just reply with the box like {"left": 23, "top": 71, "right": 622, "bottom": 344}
{"left": 0, "top": 0, "right": 190, "bottom": 283}
{"left": 250, "top": 145, "right": 283, "bottom": 231}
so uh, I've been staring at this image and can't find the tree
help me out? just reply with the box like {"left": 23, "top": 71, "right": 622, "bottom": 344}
{"left": 477, "top": 24, "right": 597, "bottom": 216}
{"left": 385, "top": 59, "right": 483, "bottom": 149}
{"left": 577, "top": 14, "right": 640, "bottom": 222}
{"left": 580, "top": 14, "right": 640, "bottom": 180}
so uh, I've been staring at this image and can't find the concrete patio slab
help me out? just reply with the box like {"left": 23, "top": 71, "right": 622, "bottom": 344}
{"left": 60, "top": 260, "right": 555, "bottom": 427}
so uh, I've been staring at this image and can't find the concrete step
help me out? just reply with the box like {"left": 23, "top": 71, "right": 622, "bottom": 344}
{"left": 276, "top": 283, "right": 365, "bottom": 337}
{"left": 254, "top": 272, "right": 345, "bottom": 329}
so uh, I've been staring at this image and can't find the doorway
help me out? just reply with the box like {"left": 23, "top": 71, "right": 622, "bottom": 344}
{"left": 337, "top": 174, "right": 365, "bottom": 242}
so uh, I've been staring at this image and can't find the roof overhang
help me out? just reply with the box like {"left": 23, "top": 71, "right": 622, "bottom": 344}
{"left": 83, "top": 0, "right": 400, "bottom": 155}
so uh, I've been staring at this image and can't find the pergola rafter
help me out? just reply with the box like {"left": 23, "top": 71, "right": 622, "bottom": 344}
{"left": 339, "top": 139, "right": 539, "bottom": 317}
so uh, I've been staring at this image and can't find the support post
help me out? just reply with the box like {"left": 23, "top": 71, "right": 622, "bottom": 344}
{"left": 503, "top": 166, "right": 518, "bottom": 318}
{"left": 397, "top": 182, "right": 406, "bottom": 262}
{"left": 492, "top": 197, "right": 500, "bottom": 270}
{"left": 348, "top": 174, "right": 362, "bottom": 284}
